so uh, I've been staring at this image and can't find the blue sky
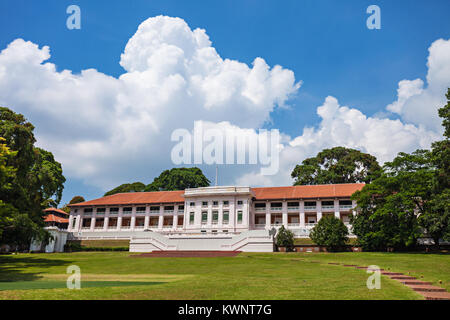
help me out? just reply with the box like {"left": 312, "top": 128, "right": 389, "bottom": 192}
{"left": 0, "top": 0, "right": 449, "bottom": 205}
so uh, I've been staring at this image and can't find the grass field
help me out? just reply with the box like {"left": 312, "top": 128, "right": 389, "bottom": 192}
{"left": 0, "top": 251, "right": 448, "bottom": 300}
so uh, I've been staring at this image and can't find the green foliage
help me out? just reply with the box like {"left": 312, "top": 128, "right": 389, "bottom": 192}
{"left": 69, "top": 196, "right": 85, "bottom": 204}
{"left": 291, "top": 147, "right": 381, "bottom": 185}
{"left": 104, "top": 182, "right": 146, "bottom": 196}
{"left": 103, "top": 167, "right": 210, "bottom": 196}
{"left": 64, "top": 242, "right": 128, "bottom": 252}
{"left": 0, "top": 106, "right": 65, "bottom": 249}
{"left": 275, "top": 225, "right": 294, "bottom": 250}
{"left": 310, "top": 216, "right": 349, "bottom": 251}
{"left": 144, "top": 167, "right": 210, "bottom": 191}
{"left": 351, "top": 150, "right": 432, "bottom": 251}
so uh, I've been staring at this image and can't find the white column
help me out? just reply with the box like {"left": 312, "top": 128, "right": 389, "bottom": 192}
{"left": 103, "top": 208, "right": 110, "bottom": 231}
{"left": 75, "top": 215, "right": 81, "bottom": 231}
{"left": 68, "top": 214, "right": 74, "bottom": 232}
{"left": 144, "top": 206, "right": 150, "bottom": 229}
{"left": 352, "top": 200, "right": 357, "bottom": 216}
{"left": 334, "top": 199, "right": 340, "bottom": 219}
{"left": 130, "top": 207, "right": 136, "bottom": 231}
{"left": 282, "top": 201, "right": 288, "bottom": 228}
{"left": 300, "top": 200, "right": 305, "bottom": 227}
{"left": 265, "top": 201, "right": 271, "bottom": 229}
{"left": 316, "top": 200, "right": 322, "bottom": 222}
{"left": 117, "top": 207, "right": 123, "bottom": 231}
{"left": 90, "top": 216, "right": 95, "bottom": 231}
{"left": 158, "top": 205, "right": 164, "bottom": 229}
{"left": 173, "top": 205, "right": 178, "bottom": 229}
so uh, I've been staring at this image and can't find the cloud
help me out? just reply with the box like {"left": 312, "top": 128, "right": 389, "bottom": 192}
{"left": 386, "top": 38, "right": 450, "bottom": 131}
{"left": 0, "top": 16, "right": 300, "bottom": 190}
{"left": 0, "top": 16, "right": 447, "bottom": 195}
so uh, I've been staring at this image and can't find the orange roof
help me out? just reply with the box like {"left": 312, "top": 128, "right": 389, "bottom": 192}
{"left": 44, "top": 214, "right": 69, "bottom": 223}
{"left": 67, "top": 184, "right": 363, "bottom": 207}
{"left": 252, "top": 183, "right": 364, "bottom": 200}
{"left": 43, "top": 208, "right": 69, "bottom": 216}
{"left": 68, "top": 190, "right": 185, "bottom": 207}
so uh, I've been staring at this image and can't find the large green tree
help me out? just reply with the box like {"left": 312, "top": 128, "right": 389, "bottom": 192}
{"left": 144, "top": 167, "right": 210, "bottom": 191}
{"left": 104, "top": 182, "right": 146, "bottom": 196}
{"left": 418, "top": 88, "right": 450, "bottom": 245}
{"left": 350, "top": 151, "right": 432, "bottom": 251}
{"left": 104, "top": 167, "right": 210, "bottom": 196}
{"left": 351, "top": 89, "right": 450, "bottom": 250}
{"left": 291, "top": 147, "right": 381, "bottom": 185}
{"left": 0, "top": 107, "right": 65, "bottom": 249}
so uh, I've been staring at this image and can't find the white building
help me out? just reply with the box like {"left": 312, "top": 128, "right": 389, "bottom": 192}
{"left": 68, "top": 184, "right": 363, "bottom": 252}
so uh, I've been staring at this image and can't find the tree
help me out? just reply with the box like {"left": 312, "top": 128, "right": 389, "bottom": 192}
{"left": 69, "top": 196, "right": 85, "bottom": 204}
{"left": 350, "top": 150, "right": 433, "bottom": 251}
{"left": 418, "top": 88, "right": 450, "bottom": 245}
{"left": 0, "top": 107, "right": 65, "bottom": 249}
{"left": 104, "top": 182, "right": 146, "bottom": 196}
{"left": 144, "top": 167, "right": 210, "bottom": 191}
{"left": 310, "top": 216, "right": 349, "bottom": 251}
{"left": 275, "top": 225, "right": 294, "bottom": 251}
{"left": 291, "top": 147, "right": 381, "bottom": 185}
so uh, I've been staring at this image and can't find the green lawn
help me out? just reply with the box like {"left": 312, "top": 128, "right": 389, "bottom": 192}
{"left": 0, "top": 251, "right": 448, "bottom": 300}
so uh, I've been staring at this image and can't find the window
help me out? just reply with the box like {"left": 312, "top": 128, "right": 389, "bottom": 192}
{"left": 164, "top": 206, "right": 174, "bottom": 212}
{"left": 189, "top": 212, "right": 195, "bottom": 224}
{"left": 321, "top": 201, "right": 334, "bottom": 206}
{"left": 339, "top": 200, "right": 352, "bottom": 205}
{"left": 150, "top": 206, "right": 159, "bottom": 212}
{"left": 123, "top": 207, "right": 132, "bottom": 214}
{"left": 213, "top": 201, "right": 219, "bottom": 206}
{"left": 223, "top": 211, "right": 229, "bottom": 224}
{"left": 223, "top": 201, "right": 229, "bottom": 206}
{"left": 82, "top": 218, "right": 91, "bottom": 228}
{"left": 201, "top": 211, "right": 208, "bottom": 224}
{"left": 109, "top": 207, "right": 119, "bottom": 214}
{"left": 84, "top": 208, "right": 93, "bottom": 214}
{"left": 288, "top": 202, "right": 299, "bottom": 207}
{"left": 212, "top": 211, "right": 218, "bottom": 224}
{"left": 96, "top": 208, "right": 106, "bottom": 214}
{"left": 237, "top": 200, "right": 243, "bottom": 205}
{"left": 304, "top": 201, "right": 316, "bottom": 207}
{"left": 136, "top": 207, "right": 146, "bottom": 214}
{"left": 202, "top": 201, "right": 208, "bottom": 207}
{"left": 178, "top": 205, "right": 184, "bottom": 210}
{"left": 237, "top": 211, "right": 243, "bottom": 223}
{"left": 74, "top": 209, "right": 78, "bottom": 213}
{"left": 270, "top": 202, "right": 282, "bottom": 208}
{"left": 190, "top": 202, "right": 195, "bottom": 207}
{"left": 136, "top": 218, "right": 145, "bottom": 227}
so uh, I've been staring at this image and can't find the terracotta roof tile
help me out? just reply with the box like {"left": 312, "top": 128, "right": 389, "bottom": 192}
{"left": 44, "top": 214, "right": 69, "bottom": 223}
{"left": 67, "top": 184, "right": 364, "bottom": 207}
{"left": 252, "top": 183, "right": 364, "bottom": 200}
{"left": 68, "top": 190, "right": 185, "bottom": 207}
{"left": 43, "top": 208, "right": 69, "bottom": 216}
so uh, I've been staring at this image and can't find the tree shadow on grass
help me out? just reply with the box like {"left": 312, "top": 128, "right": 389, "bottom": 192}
{"left": 0, "top": 255, "right": 73, "bottom": 282}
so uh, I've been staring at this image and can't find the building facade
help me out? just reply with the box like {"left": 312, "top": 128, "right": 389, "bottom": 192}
{"left": 68, "top": 184, "right": 363, "bottom": 239}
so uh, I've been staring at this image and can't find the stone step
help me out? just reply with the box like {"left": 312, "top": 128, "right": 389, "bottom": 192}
{"left": 423, "top": 292, "right": 450, "bottom": 300}
{"left": 400, "top": 280, "right": 432, "bottom": 285}
{"left": 381, "top": 271, "right": 403, "bottom": 275}
{"left": 407, "top": 285, "right": 446, "bottom": 293}
{"left": 390, "top": 275, "right": 417, "bottom": 280}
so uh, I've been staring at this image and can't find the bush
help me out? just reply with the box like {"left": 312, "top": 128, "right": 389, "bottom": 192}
{"left": 64, "top": 242, "right": 128, "bottom": 252}
{"left": 275, "top": 226, "right": 295, "bottom": 251}
{"left": 310, "top": 216, "right": 349, "bottom": 251}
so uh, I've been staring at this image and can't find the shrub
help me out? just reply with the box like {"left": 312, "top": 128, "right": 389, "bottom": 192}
{"left": 275, "top": 226, "right": 295, "bottom": 251}
{"left": 64, "top": 242, "right": 128, "bottom": 252}
{"left": 310, "top": 216, "right": 349, "bottom": 251}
